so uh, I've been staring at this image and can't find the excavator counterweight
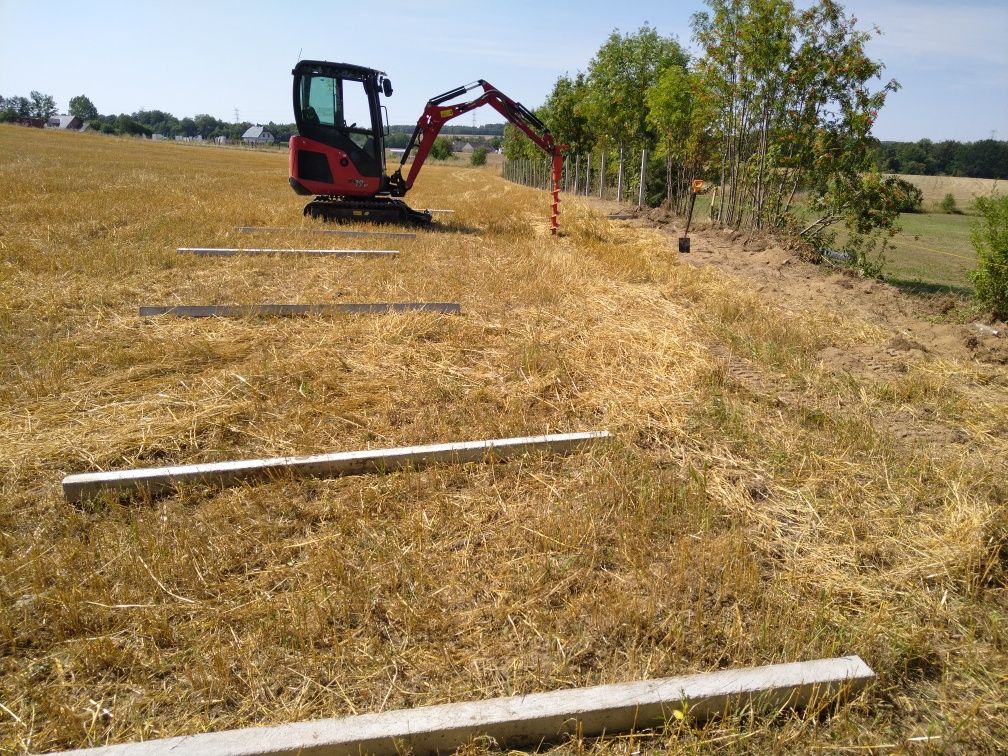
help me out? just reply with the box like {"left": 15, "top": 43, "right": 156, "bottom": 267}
{"left": 288, "top": 60, "right": 565, "bottom": 232}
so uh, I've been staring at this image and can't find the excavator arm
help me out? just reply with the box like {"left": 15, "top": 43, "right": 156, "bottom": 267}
{"left": 387, "top": 80, "right": 566, "bottom": 234}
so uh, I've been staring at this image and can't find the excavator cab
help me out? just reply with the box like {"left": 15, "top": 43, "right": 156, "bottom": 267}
{"left": 289, "top": 60, "right": 392, "bottom": 199}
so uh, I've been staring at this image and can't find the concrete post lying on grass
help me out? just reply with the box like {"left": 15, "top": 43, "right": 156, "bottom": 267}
{"left": 138, "top": 303, "right": 460, "bottom": 318}
{"left": 178, "top": 248, "right": 399, "bottom": 257}
{"left": 53, "top": 656, "right": 873, "bottom": 756}
{"left": 235, "top": 226, "right": 416, "bottom": 239}
{"left": 62, "top": 431, "right": 612, "bottom": 503}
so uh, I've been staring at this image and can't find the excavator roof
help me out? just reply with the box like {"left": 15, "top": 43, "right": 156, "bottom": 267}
{"left": 292, "top": 60, "right": 387, "bottom": 79}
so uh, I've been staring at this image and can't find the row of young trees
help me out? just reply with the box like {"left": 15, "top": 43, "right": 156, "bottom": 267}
{"left": 505, "top": 0, "right": 906, "bottom": 271}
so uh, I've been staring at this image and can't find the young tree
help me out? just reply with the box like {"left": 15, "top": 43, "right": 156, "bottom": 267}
{"left": 692, "top": 0, "right": 899, "bottom": 271}
{"left": 583, "top": 25, "right": 688, "bottom": 152}
{"left": 542, "top": 73, "right": 594, "bottom": 154}
{"left": 646, "top": 65, "right": 716, "bottom": 209}
{"left": 970, "top": 195, "right": 1008, "bottom": 317}
{"left": 68, "top": 95, "right": 98, "bottom": 121}
{"left": 501, "top": 107, "right": 550, "bottom": 162}
{"left": 940, "top": 192, "right": 959, "bottom": 214}
{"left": 471, "top": 146, "right": 488, "bottom": 166}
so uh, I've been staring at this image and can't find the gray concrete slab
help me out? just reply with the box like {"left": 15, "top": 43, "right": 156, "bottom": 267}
{"left": 51, "top": 656, "right": 873, "bottom": 755}
{"left": 62, "top": 431, "right": 612, "bottom": 503}
{"left": 138, "top": 303, "right": 460, "bottom": 317}
{"left": 235, "top": 226, "right": 416, "bottom": 239}
{"left": 178, "top": 248, "right": 399, "bottom": 257}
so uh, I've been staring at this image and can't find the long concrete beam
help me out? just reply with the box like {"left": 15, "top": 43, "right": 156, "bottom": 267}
{"left": 178, "top": 247, "right": 399, "bottom": 257}
{"left": 235, "top": 226, "right": 416, "bottom": 239}
{"left": 52, "top": 656, "right": 873, "bottom": 756}
{"left": 138, "top": 303, "right": 460, "bottom": 317}
{"left": 62, "top": 431, "right": 612, "bottom": 503}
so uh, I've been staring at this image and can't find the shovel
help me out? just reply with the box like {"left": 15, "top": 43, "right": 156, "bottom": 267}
{"left": 679, "top": 179, "right": 706, "bottom": 253}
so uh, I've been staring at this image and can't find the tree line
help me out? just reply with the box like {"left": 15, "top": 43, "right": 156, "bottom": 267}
{"left": 0, "top": 91, "right": 58, "bottom": 122}
{"left": 503, "top": 0, "right": 924, "bottom": 273}
{"left": 0, "top": 91, "right": 298, "bottom": 142}
{"left": 873, "top": 139, "right": 1008, "bottom": 180}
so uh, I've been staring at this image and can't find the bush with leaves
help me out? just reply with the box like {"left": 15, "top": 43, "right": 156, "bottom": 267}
{"left": 939, "top": 192, "right": 960, "bottom": 214}
{"left": 885, "top": 177, "right": 923, "bottom": 212}
{"left": 470, "top": 147, "right": 487, "bottom": 166}
{"left": 802, "top": 171, "right": 903, "bottom": 277}
{"left": 970, "top": 195, "right": 1008, "bottom": 317}
{"left": 430, "top": 136, "right": 454, "bottom": 160}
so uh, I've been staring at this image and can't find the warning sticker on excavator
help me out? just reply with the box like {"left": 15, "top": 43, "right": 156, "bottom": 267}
{"left": 440, "top": 108, "right": 454, "bottom": 118}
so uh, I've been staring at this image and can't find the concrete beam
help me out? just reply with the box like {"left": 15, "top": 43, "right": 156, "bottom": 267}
{"left": 62, "top": 431, "right": 612, "bottom": 503}
{"left": 235, "top": 226, "right": 416, "bottom": 239}
{"left": 138, "top": 303, "right": 461, "bottom": 317}
{"left": 52, "top": 656, "right": 873, "bottom": 756}
{"left": 178, "top": 248, "right": 399, "bottom": 257}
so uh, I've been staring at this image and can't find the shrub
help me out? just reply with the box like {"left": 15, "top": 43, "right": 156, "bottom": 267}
{"left": 970, "top": 194, "right": 1008, "bottom": 317}
{"left": 887, "top": 177, "right": 924, "bottom": 213}
{"left": 430, "top": 137, "right": 453, "bottom": 160}
{"left": 939, "top": 192, "right": 960, "bottom": 214}
{"left": 471, "top": 147, "right": 487, "bottom": 166}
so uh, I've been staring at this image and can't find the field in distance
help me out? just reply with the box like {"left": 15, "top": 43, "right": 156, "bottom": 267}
{"left": 1, "top": 125, "right": 1006, "bottom": 753}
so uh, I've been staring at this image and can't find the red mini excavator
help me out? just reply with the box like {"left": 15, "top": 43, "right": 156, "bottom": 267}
{"left": 288, "top": 60, "right": 565, "bottom": 232}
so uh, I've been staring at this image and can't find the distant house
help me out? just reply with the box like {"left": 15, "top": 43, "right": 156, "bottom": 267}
{"left": 451, "top": 140, "right": 475, "bottom": 153}
{"left": 13, "top": 117, "right": 45, "bottom": 128}
{"left": 213, "top": 135, "right": 228, "bottom": 145}
{"left": 242, "top": 126, "right": 274, "bottom": 145}
{"left": 151, "top": 133, "right": 167, "bottom": 141}
{"left": 47, "top": 114, "right": 82, "bottom": 130}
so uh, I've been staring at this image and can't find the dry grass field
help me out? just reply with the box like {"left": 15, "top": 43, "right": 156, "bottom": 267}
{"left": 1, "top": 125, "right": 1007, "bottom": 753}
{"left": 894, "top": 174, "right": 1002, "bottom": 212}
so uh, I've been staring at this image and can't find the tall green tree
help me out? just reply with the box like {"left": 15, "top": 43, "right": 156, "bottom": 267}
{"left": 501, "top": 105, "right": 551, "bottom": 162}
{"left": 68, "top": 94, "right": 98, "bottom": 121}
{"left": 0, "top": 95, "right": 31, "bottom": 121}
{"left": 583, "top": 24, "right": 689, "bottom": 151}
{"left": 28, "top": 91, "right": 57, "bottom": 120}
{"left": 542, "top": 73, "right": 594, "bottom": 153}
{"left": 646, "top": 65, "right": 716, "bottom": 208}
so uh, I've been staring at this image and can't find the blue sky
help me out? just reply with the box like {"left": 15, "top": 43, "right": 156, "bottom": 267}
{"left": 1, "top": 0, "right": 1005, "bottom": 141}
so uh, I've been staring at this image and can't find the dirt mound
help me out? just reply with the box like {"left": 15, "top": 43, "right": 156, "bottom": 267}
{"left": 588, "top": 195, "right": 1008, "bottom": 443}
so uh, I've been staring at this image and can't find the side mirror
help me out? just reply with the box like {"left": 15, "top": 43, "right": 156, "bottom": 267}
{"left": 382, "top": 79, "right": 393, "bottom": 97}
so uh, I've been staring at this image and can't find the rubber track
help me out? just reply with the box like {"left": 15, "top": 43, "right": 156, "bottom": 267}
{"left": 304, "top": 197, "right": 433, "bottom": 227}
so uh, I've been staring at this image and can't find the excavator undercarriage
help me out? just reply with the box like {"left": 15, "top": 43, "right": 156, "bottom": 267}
{"left": 302, "top": 196, "right": 432, "bottom": 226}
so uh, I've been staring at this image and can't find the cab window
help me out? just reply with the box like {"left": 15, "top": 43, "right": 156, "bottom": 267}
{"left": 302, "top": 75, "right": 339, "bottom": 127}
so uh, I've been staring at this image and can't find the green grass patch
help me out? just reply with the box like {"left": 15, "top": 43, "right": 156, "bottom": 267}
{"left": 886, "top": 212, "right": 977, "bottom": 290}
